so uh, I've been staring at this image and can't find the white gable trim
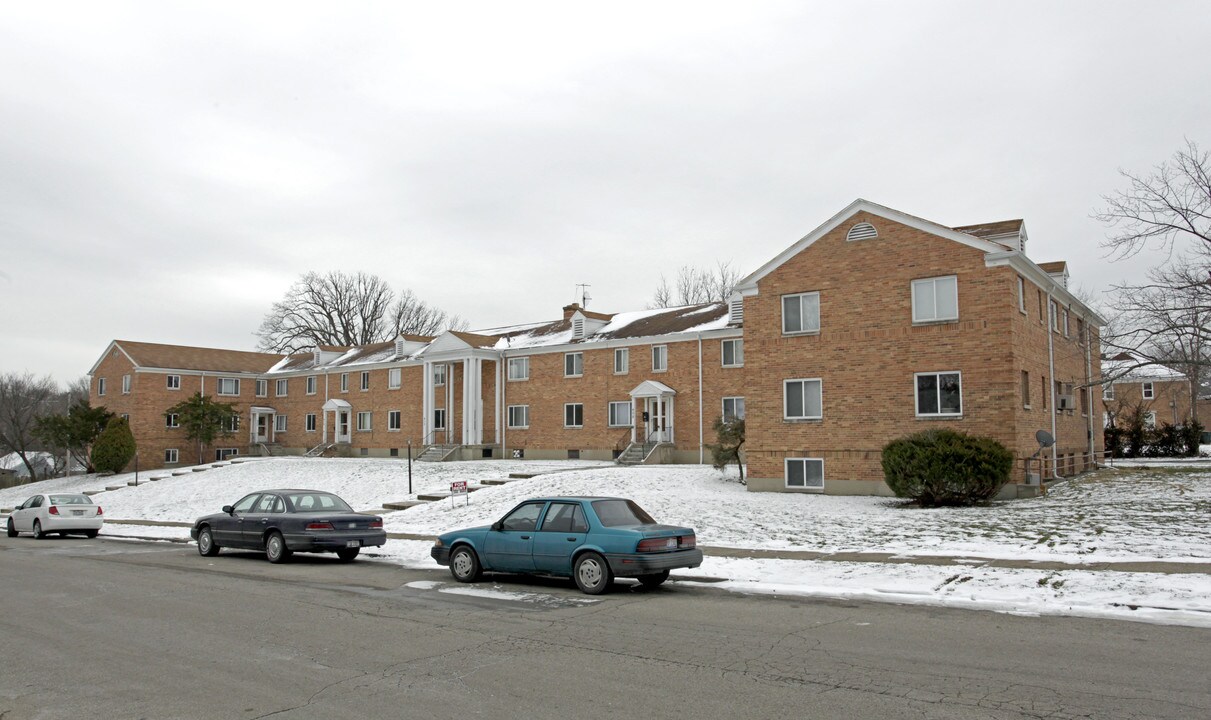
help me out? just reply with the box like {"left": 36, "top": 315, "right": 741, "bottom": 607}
{"left": 87, "top": 340, "right": 138, "bottom": 376}
{"left": 628, "top": 380, "right": 676, "bottom": 398}
{"left": 736, "top": 199, "right": 1007, "bottom": 295}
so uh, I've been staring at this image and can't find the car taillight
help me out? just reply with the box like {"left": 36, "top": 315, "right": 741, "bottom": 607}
{"left": 96, "top": 506, "right": 103, "bottom": 515}
{"left": 679, "top": 535, "right": 696, "bottom": 549}
{"left": 369, "top": 520, "right": 383, "bottom": 529}
{"left": 49, "top": 506, "right": 60, "bottom": 515}
{"left": 306, "top": 522, "right": 335, "bottom": 531}
{"left": 637, "top": 537, "right": 679, "bottom": 553}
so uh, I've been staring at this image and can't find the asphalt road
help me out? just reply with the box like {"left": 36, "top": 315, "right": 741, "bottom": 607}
{"left": 1, "top": 535, "right": 1208, "bottom": 720}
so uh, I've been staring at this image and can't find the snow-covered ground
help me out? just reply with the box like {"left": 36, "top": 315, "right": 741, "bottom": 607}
{"left": 4, "top": 457, "right": 1210, "bottom": 628}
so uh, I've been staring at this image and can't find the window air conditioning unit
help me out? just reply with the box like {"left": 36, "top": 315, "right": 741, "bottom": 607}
{"left": 1057, "top": 394, "right": 1075, "bottom": 410}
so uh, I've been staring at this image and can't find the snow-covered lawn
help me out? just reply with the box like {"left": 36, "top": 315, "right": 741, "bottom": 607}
{"left": 4, "top": 458, "right": 1210, "bottom": 627}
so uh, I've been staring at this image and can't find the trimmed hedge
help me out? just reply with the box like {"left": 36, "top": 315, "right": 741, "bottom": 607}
{"left": 881, "top": 429, "right": 1013, "bottom": 507}
{"left": 91, "top": 417, "right": 137, "bottom": 474}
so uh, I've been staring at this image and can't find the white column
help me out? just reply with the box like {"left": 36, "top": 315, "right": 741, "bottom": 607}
{"left": 668, "top": 397, "right": 675, "bottom": 443}
{"left": 445, "top": 363, "right": 453, "bottom": 444}
{"left": 322, "top": 410, "right": 329, "bottom": 444}
{"left": 495, "top": 357, "right": 503, "bottom": 445}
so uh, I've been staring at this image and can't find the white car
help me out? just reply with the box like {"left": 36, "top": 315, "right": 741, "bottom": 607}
{"left": 7, "top": 493, "right": 104, "bottom": 539}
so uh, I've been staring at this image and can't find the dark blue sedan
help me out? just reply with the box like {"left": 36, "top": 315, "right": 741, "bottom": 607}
{"left": 431, "top": 496, "right": 703, "bottom": 594}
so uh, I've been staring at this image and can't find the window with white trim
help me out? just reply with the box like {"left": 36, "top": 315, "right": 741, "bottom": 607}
{"left": 564, "top": 352, "right": 583, "bottom": 377}
{"left": 508, "top": 405, "right": 530, "bottom": 429}
{"left": 564, "top": 403, "right": 584, "bottom": 428}
{"left": 388, "top": 368, "right": 401, "bottom": 389}
{"left": 97, "top": 377, "right": 106, "bottom": 396}
{"left": 360, "top": 371, "right": 370, "bottom": 391}
{"left": 166, "top": 413, "right": 179, "bottom": 428}
{"left": 915, "top": 371, "right": 962, "bottom": 416}
{"left": 167, "top": 375, "right": 181, "bottom": 390}
{"left": 356, "top": 411, "right": 372, "bottom": 431}
{"left": 786, "top": 458, "right": 824, "bottom": 489}
{"left": 274, "top": 415, "right": 287, "bottom": 432}
{"left": 1017, "top": 277, "right": 1026, "bottom": 314}
{"left": 1103, "top": 383, "right": 1115, "bottom": 401}
{"left": 305, "top": 413, "right": 317, "bottom": 432}
{"left": 433, "top": 365, "right": 446, "bottom": 386}
{"left": 652, "top": 345, "right": 668, "bottom": 372}
{"left": 256, "top": 379, "right": 267, "bottom": 397}
{"left": 276, "top": 379, "right": 288, "bottom": 397}
{"left": 1144, "top": 411, "right": 1157, "bottom": 428}
{"left": 722, "top": 339, "right": 744, "bottom": 367}
{"left": 388, "top": 410, "right": 401, "bottom": 431}
{"left": 217, "top": 377, "right": 239, "bottom": 396}
{"left": 307, "top": 376, "right": 317, "bottom": 395}
{"left": 216, "top": 448, "right": 239, "bottom": 461}
{"left": 1049, "top": 300, "right": 1058, "bottom": 332}
{"left": 722, "top": 397, "right": 746, "bottom": 421}
{"left": 340, "top": 373, "right": 348, "bottom": 392}
{"left": 122, "top": 375, "right": 131, "bottom": 394}
{"left": 614, "top": 348, "right": 629, "bottom": 374}
{"left": 164, "top": 448, "right": 179, "bottom": 464}
{"left": 911, "top": 276, "right": 958, "bottom": 323}
{"left": 1063, "top": 309, "right": 1070, "bottom": 337}
{"left": 1142, "top": 382, "right": 1154, "bottom": 399}
{"left": 608, "top": 401, "right": 632, "bottom": 427}
{"left": 433, "top": 408, "right": 446, "bottom": 430}
{"left": 782, "top": 292, "right": 821, "bottom": 334}
{"left": 784, "top": 379, "right": 822, "bottom": 420}
{"left": 507, "top": 357, "right": 529, "bottom": 381}
{"left": 222, "top": 414, "right": 240, "bottom": 433}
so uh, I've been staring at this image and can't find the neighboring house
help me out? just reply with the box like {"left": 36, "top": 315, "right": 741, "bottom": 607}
{"left": 1100, "top": 353, "right": 1195, "bottom": 429}
{"left": 88, "top": 199, "right": 1103, "bottom": 496}
{"left": 0, "top": 451, "right": 62, "bottom": 480}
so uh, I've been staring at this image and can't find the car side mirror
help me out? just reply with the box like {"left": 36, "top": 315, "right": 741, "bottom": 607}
{"left": 491, "top": 520, "right": 503, "bottom": 532}
{"left": 223, "top": 505, "right": 234, "bottom": 515}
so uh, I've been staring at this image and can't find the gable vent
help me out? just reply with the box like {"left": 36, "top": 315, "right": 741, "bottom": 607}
{"left": 846, "top": 222, "right": 878, "bottom": 241}
{"left": 728, "top": 296, "right": 744, "bottom": 325}
{"left": 395, "top": 338, "right": 405, "bottom": 357}
{"left": 572, "top": 317, "right": 585, "bottom": 339}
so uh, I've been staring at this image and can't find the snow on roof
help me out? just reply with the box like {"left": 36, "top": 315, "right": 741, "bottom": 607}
{"left": 1101, "top": 355, "right": 1188, "bottom": 383}
{"left": 483, "top": 302, "right": 731, "bottom": 350}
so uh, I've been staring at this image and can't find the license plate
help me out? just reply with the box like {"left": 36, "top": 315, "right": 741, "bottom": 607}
{"left": 72, "top": 510, "right": 85, "bottom": 516}
{"left": 345, "top": 540, "right": 360, "bottom": 548}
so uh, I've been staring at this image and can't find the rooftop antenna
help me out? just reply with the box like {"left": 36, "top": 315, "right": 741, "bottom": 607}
{"left": 576, "top": 283, "right": 592, "bottom": 309}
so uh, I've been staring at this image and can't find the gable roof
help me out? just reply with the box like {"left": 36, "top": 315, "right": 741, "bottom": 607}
{"left": 480, "top": 303, "right": 730, "bottom": 350}
{"left": 90, "top": 340, "right": 283, "bottom": 375}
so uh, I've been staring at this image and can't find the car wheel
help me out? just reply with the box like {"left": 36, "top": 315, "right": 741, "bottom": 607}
{"left": 336, "top": 547, "right": 360, "bottom": 562}
{"left": 265, "top": 532, "right": 292, "bottom": 563}
{"left": 85, "top": 530, "right": 99, "bottom": 539}
{"left": 32, "top": 520, "right": 45, "bottom": 540}
{"left": 574, "top": 551, "right": 613, "bottom": 595}
{"left": 6, "top": 518, "right": 15, "bottom": 537}
{"left": 638, "top": 570, "right": 670, "bottom": 588}
{"left": 449, "top": 545, "right": 482, "bottom": 583}
{"left": 196, "top": 526, "right": 220, "bottom": 556}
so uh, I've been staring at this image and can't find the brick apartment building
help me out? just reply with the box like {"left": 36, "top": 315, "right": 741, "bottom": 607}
{"left": 89, "top": 199, "right": 1105, "bottom": 496}
{"left": 1100, "top": 353, "right": 1198, "bottom": 429}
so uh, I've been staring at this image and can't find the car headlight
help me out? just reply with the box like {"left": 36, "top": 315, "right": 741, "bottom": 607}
{"left": 433, "top": 539, "right": 444, "bottom": 548}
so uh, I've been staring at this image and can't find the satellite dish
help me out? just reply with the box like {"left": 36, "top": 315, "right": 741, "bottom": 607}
{"left": 1035, "top": 429, "right": 1055, "bottom": 448}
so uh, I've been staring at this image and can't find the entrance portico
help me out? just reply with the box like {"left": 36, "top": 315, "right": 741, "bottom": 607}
{"left": 249, "top": 406, "right": 276, "bottom": 444}
{"left": 321, "top": 398, "right": 352, "bottom": 444}
{"left": 629, "top": 380, "right": 676, "bottom": 444}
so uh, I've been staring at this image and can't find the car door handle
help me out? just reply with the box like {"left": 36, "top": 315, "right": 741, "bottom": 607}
{"left": 566, "top": 537, "right": 578, "bottom": 542}
{"left": 260, "top": 518, "right": 268, "bottom": 523}
{"left": 520, "top": 535, "right": 531, "bottom": 540}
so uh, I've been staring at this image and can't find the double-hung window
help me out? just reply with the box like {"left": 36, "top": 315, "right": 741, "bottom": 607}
{"left": 164, "top": 449, "right": 179, "bottom": 464}
{"left": 256, "top": 379, "right": 267, "bottom": 397}
{"left": 307, "top": 376, "right": 317, "bottom": 394}
{"left": 565, "top": 352, "right": 583, "bottom": 378}
{"left": 784, "top": 379, "right": 822, "bottom": 420}
{"left": 274, "top": 415, "right": 287, "bottom": 432}
{"left": 722, "top": 397, "right": 746, "bottom": 422}
{"left": 360, "top": 371, "right": 370, "bottom": 391}
{"left": 786, "top": 458, "right": 824, "bottom": 489}
{"left": 433, "top": 409, "right": 446, "bottom": 430}
{"left": 782, "top": 292, "right": 820, "bottom": 334}
{"left": 508, "top": 405, "right": 530, "bottom": 429}
{"left": 167, "top": 375, "right": 181, "bottom": 390}
{"left": 97, "top": 378, "right": 106, "bottom": 396}
{"left": 122, "top": 375, "right": 131, "bottom": 394}
{"left": 1142, "top": 382, "right": 1154, "bottom": 400}
{"left": 911, "top": 276, "right": 958, "bottom": 323}
{"left": 614, "top": 348, "right": 629, "bottom": 374}
{"left": 388, "top": 368, "right": 401, "bottom": 389}
{"left": 608, "top": 401, "right": 632, "bottom": 427}
{"left": 388, "top": 410, "right": 401, "bottom": 431}
{"left": 340, "top": 373, "right": 349, "bottom": 392}
{"left": 166, "top": 413, "right": 180, "bottom": 429}
{"left": 356, "top": 412, "right": 372, "bottom": 431}
{"left": 433, "top": 365, "right": 446, "bottom": 386}
{"left": 1103, "top": 384, "right": 1115, "bottom": 401}
{"left": 1017, "top": 276, "right": 1026, "bottom": 314}
{"left": 722, "top": 339, "right": 744, "bottom": 367}
{"left": 276, "top": 379, "right": 288, "bottom": 397}
{"left": 652, "top": 345, "right": 668, "bottom": 372}
{"left": 305, "top": 413, "right": 317, "bottom": 432}
{"left": 915, "top": 371, "right": 962, "bottom": 416}
{"left": 217, "top": 377, "right": 239, "bottom": 396}
{"left": 508, "top": 357, "right": 529, "bottom": 381}
{"left": 564, "top": 403, "right": 584, "bottom": 428}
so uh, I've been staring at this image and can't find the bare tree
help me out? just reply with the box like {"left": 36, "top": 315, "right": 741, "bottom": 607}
{"left": 1095, "top": 139, "right": 1211, "bottom": 259}
{"left": 0, "top": 372, "right": 58, "bottom": 480}
{"left": 649, "top": 261, "right": 742, "bottom": 308}
{"left": 257, "top": 271, "right": 465, "bottom": 352}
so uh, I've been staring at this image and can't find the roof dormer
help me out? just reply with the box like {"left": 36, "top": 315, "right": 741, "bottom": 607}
{"left": 394, "top": 335, "right": 429, "bottom": 358}
{"left": 570, "top": 310, "right": 608, "bottom": 341}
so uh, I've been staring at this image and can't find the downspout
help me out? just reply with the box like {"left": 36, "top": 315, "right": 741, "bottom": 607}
{"left": 698, "top": 333, "right": 704, "bottom": 464}
{"left": 1084, "top": 322, "right": 1095, "bottom": 468}
{"left": 500, "top": 352, "right": 507, "bottom": 458}
{"left": 1047, "top": 291, "right": 1059, "bottom": 478}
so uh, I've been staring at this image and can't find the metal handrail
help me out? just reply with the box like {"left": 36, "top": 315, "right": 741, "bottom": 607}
{"left": 641, "top": 425, "right": 673, "bottom": 460}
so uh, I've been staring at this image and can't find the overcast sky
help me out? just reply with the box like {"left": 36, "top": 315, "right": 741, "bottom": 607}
{"left": 1, "top": 1, "right": 1207, "bottom": 384}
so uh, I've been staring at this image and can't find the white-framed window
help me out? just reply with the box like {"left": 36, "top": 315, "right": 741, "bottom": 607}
{"left": 357, "top": 411, "right": 372, "bottom": 431}
{"left": 340, "top": 373, "right": 349, "bottom": 392}
{"left": 1050, "top": 300, "right": 1058, "bottom": 332}
{"left": 722, "top": 397, "right": 746, "bottom": 422}
{"left": 1021, "top": 370, "right": 1031, "bottom": 408}
{"left": 507, "top": 357, "right": 529, "bottom": 381}
{"left": 167, "top": 374, "right": 181, "bottom": 390}
{"left": 306, "top": 413, "right": 317, "bottom": 432}
{"left": 433, "top": 408, "right": 446, "bottom": 430}
{"left": 784, "top": 379, "right": 823, "bottom": 420}
{"left": 1063, "top": 309, "right": 1070, "bottom": 337}
{"left": 564, "top": 403, "right": 584, "bottom": 428}
{"left": 915, "top": 371, "right": 962, "bottom": 416}
{"left": 614, "top": 348, "right": 629, "bottom": 374}
{"left": 274, "top": 415, "right": 287, "bottom": 432}
{"left": 508, "top": 405, "right": 530, "bottom": 429}
{"left": 564, "top": 352, "right": 583, "bottom": 378}
{"left": 164, "top": 448, "right": 179, "bottom": 464}
{"left": 1144, "top": 411, "right": 1157, "bottom": 429}
{"left": 217, "top": 377, "right": 239, "bottom": 396}
{"left": 306, "top": 376, "right": 317, "bottom": 395}
{"left": 216, "top": 448, "right": 239, "bottom": 461}
{"left": 433, "top": 364, "right": 446, "bottom": 386}
{"left": 120, "top": 413, "right": 129, "bottom": 421}
{"left": 911, "top": 276, "right": 958, "bottom": 323}
{"left": 276, "top": 378, "right": 288, "bottom": 397}
{"left": 1103, "top": 383, "right": 1115, "bottom": 401}
{"left": 166, "top": 413, "right": 180, "bottom": 429}
{"left": 782, "top": 292, "right": 821, "bottom": 334}
{"left": 388, "top": 368, "right": 401, "bottom": 389}
{"left": 608, "top": 401, "right": 632, "bottom": 427}
{"left": 97, "top": 377, "right": 106, "bottom": 396}
{"left": 256, "top": 379, "right": 267, "bottom": 397}
{"left": 652, "top": 345, "right": 668, "bottom": 372}
{"left": 122, "top": 375, "right": 131, "bottom": 394}
{"left": 785, "top": 458, "right": 824, "bottom": 489}
{"left": 1017, "top": 276, "right": 1026, "bottom": 314}
{"left": 722, "top": 339, "right": 744, "bottom": 367}
{"left": 360, "top": 371, "right": 370, "bottom": 391}
{"left": 1142, "top": 382, "right": 1154, "bottom": 399}
{"left": 388, "top": 410, "right": 401, "bottom": 431}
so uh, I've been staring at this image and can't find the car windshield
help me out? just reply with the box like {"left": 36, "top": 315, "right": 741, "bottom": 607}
{"left": 285, "top": 492, "right": 353, "bottom": 513}
{"left": 49, "top": 494, "right": 92, "bottom": 505}
{"left": 591, "top": 499, "right": 656, "bottom": 527}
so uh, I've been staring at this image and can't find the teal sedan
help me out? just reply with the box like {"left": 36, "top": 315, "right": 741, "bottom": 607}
{"left": 431, "top": 496, "right": 703, "bottom": 594}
